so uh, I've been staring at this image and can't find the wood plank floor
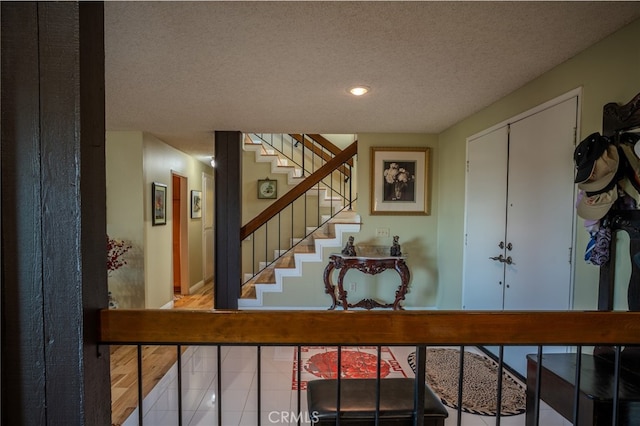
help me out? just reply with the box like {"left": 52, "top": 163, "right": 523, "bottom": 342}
{"left": 110, "top": 282, "right": 214, "bottom": 426}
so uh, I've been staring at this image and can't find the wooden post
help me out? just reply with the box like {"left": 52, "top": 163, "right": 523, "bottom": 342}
{"left": 214, "top": 131, "right": 242, "bottom": 309}
{"left": 1, "top": 2, "right": 111, "bottom": 424}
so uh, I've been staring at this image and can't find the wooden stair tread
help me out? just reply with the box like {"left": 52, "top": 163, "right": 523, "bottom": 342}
{"left": 241, "top": 284, "right": 257, "bottom": 299}
{"left": 293, "top": 244, "right": 315, "bottom": 254}
{"left": 275, "top": 254, "right": 295, "bottom": 268}
{"left": 255, "top": 269, "right": 275, "bottom": 284}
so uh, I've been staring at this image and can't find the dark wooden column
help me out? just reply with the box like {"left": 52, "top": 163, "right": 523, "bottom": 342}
{"left": 214, "top": 131, "right": 242, "bottom": 309}
{"left": 1, "top": 2, "right": 111, "bottom": 425}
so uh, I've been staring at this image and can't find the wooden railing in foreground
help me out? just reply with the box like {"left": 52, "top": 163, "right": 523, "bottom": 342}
{"left": 101, "top": 310, "right": 640, "bottom": 426}
{"left": 100, "top": 310, "right": 640, "bottom": 345}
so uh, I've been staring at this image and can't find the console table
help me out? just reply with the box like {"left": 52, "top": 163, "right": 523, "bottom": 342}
{"left": 322, "top": 253, "right": 410, "bottom": 310}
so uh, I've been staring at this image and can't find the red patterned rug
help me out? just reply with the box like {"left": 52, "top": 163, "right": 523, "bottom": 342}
{"left": 292, "top": 346, "right": 407, "bottom": 390}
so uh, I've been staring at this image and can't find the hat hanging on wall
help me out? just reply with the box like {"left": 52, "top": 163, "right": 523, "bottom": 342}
{"left": 574, "top": 132, "right": 610, "bottom": 184}
{"left": 576, "top": 185, "right": 618, "bottom": 220}
{"left": 577, "top": 144, "right": 619, "bottom": 192}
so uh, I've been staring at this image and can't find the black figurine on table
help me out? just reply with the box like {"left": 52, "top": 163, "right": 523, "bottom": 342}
{"left": 390, "top": 235, "right": 402, "bottom": 256}
{"left": 341, "top": 236, "right": 357, "bottom": 256}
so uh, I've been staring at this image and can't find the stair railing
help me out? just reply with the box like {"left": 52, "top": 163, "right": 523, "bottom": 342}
{"left": 249, "top": 133, "right": 353, "bottom": 201}
{"left": 249, "top": 133, "right": 300, "bottom": 173}
{"left": 289, "top": 134, "right": 353, "bottom": 179}
{"left": 241, "top": 142, "right": 357, "bottom": 287}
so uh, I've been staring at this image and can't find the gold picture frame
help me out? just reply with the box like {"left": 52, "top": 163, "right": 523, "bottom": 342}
{"left": 370, "top": 147, "right": 430, "bottom": 215}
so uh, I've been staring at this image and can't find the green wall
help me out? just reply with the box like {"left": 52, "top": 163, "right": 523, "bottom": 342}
{"left": 106, "top": 131, "right": 145, "bottom": 308}
{"left": 357, "top": 133, "right": 440, "bottom": 308}
{"left": 260, "top": 133, "right": 441, "bottom": 308}
{"left": 436, "top": 18, "right": 640, "bottom": 309}
{"left": 106, "top": 131, "right": 213, "bottom": 309}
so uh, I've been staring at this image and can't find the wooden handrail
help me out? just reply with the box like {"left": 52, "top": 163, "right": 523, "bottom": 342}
{"left": 240, "top": 141, "right": 357, "bottom": 240}
{"left": 292, "top": 133, "right": 355, "bottom": 168}
{"left": 289, "top": 134, "right": 351, "bottom": 178}
{"left": 100, "top": 309, "right": 640, "bottom": 346}
{"left": 308, "top": 134, "right": 354, "bottom": 166}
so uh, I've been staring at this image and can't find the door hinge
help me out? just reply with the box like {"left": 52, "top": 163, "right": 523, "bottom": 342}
{"left": 569, "top": 246, "right": 573, "bottom": 264}
{"left": 466, "top": 160, "right": 469, "bottom": 173}
{"left": 573, "top": 127, "right": 578, "bottom": 145}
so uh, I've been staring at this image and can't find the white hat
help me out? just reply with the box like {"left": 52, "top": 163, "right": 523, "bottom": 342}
{"left": 576, "top": 186, "right": 618, "bottom": 220}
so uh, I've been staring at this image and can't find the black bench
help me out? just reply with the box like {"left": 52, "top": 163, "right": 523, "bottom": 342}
{"left": 307, "top": 378, "right": 448, "bottom": 425}
{"left": 526, "top": 353, "right": 640, "bottom": 425}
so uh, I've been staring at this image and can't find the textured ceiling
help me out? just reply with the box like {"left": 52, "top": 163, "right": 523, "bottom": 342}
{"left": 105, "top": 1, "right": 640, "bottom": 162}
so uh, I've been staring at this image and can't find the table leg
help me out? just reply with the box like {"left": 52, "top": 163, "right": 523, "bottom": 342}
{"left": 323, "top": 262, "right": 338, "bottom": 310}
{"left": 337, "top": 267, "right": 350, "bottom": 310}
{"left": 393, "top": 261, "right": 411, "bottom": 310}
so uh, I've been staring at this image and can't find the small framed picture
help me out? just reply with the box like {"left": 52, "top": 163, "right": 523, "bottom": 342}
{"left": 191, "top": 190, "right": 202, "bottom": 219}
{"left": 257, "top": 178, "right": 277, "bottom": 199}
{"left": 152, "top": 182, "right": 167, "bottom": 226}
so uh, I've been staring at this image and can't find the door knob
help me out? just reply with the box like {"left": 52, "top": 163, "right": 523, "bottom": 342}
{"left": 498, "top": 242, "right": 504, "bottom": 249}
{"left": 506, "top": 242, "right": 513, "bottom": 251}
{"left": 505, "top": 256, "right": 515, "bottom": 265}
{"left": 489, "top": 255, "right": 504, "bottom": 262}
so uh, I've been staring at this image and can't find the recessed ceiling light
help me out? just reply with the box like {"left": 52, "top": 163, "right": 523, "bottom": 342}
{"left": 349, "top": 86, "right": 370, "bottom": 96}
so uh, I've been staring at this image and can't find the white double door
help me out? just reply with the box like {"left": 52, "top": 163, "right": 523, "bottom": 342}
{"left": 463, "top": 96, "right": 578, "bottom": 374}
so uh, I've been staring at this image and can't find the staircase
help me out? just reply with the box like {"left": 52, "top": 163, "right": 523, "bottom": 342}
{"left": 239, "top": 134, "right": 360, "bottom": 308}
{"left": 243, "top": 134, "right": 304, "bottom": 185}
{"left": 239, "top": 211, "right": 361, "bottom": 307}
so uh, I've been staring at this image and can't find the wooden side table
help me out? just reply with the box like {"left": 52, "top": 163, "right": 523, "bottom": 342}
{"left": 323, "top": 253, "right": 410, "bottom": 310}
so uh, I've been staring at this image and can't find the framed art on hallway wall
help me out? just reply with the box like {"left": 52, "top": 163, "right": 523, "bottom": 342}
{"left": 191, "top": 190, "right": 202, "bottom": 219}
{"left": 370, "top": 147, "right": 430, "bottom": 215}
{"left": 152, "top": 182, "right": 167, "bottom": 225}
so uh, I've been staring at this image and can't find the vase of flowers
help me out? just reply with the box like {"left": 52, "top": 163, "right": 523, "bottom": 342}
{"left": 107, "top": 235, "right": 132, "bottom": 275}
{"left": 107, "top": 235, "right": 131, "bottom": 309}
{"left": 384, "top": 162, "right": 415, "bottom": 201}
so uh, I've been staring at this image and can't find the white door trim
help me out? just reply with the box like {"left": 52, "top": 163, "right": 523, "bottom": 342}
{"left": 468, "top": 86, "right": 582, "bottom": 142}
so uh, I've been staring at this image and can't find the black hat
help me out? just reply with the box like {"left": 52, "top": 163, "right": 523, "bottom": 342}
{"left": 574, "top": 132, "right": 609, "bottom": 183}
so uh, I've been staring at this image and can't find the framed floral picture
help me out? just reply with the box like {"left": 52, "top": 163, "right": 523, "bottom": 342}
{"left": 152, "top": 182, "right": 167, "bottom": 225}
{"left": 191, "top": 190, "right": 202, "bottom": 219}
{"left": 257, "top": 178, "right": 277, "bottom": 199}
{"left": 370, "top": 147, "right": 431, "bottom": 215}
